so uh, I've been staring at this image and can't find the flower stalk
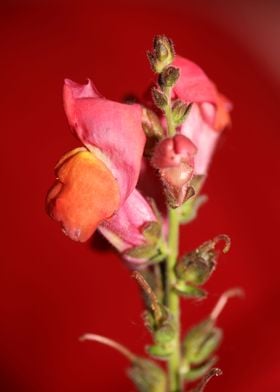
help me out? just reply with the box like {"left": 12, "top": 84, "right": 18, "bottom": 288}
{"left": 164, "top": 80, "right": 182, "bottom": 391}
{"left": 166, "top": 207, "right": 181, "bottom": 391}
{"left": 46, "top": 34, "right": 237, "bottom": 392}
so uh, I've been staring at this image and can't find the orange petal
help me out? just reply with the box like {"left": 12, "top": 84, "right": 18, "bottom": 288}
{"left": 214, "top": 93, "right": 232, "bottom": 132}
{"left": 47, "top": 149, "right": 120, "bottom": 242}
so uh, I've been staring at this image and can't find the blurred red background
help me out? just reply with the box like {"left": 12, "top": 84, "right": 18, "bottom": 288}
{"left": 1, "top": 0, "right": 279, "bottom": 391}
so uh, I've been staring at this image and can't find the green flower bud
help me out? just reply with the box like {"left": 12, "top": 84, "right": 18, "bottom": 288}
{"left": 159, "top": 66, "right": 180, "bottom": 88}
{"left": 142, "top": 109, "right": 164, "bottom": 156}
{"left": 147, "top": 342, "right": 174, "bottom": 359}
{"left": 154, "top": 320, "right": 176, "bottom": 344}
{"left": 147, "top": 35, "right": 175, "bottom": 73}
{"left": 128, "top": 358, "right": 167, "bottom": 392}
{"left": 183, "top": 319, "right": 223, "bottom": 365}
{"left": 172, "top": 100, "right": 192, "bottom": 125}
{"left": 151, "top": 88, "right": 168, "bottom": 110}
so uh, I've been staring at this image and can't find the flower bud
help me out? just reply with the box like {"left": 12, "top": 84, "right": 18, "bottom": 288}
{"left": 183, "top": 319, "right": 223, "bottom": 366}
{"left": 151, "top": 134, "right": 197, "bottom": 208}
{"left": 172, "top": 100, "right": 192, "bottom": 126}
{"left": 128, "top": 358, "right": 167, "bottom": 392}
{"left": 159, "top": 66, "right": 180, "bottom": 88}
{"left": 175, "top": 234, "right": 231, "bottom": 285}
{"left": 147, "top": 35, "right": 175, "bottom": 73}
{"left": 151, "top": 88, "right": 168, "bottom": 110}
{"left": 142, "top": 108, "right": 164, "bottom": 139}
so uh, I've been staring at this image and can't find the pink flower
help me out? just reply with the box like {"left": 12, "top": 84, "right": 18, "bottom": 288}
{"left": 47, "top": 79, "right": 156, "bottom": 245}
{"left": 172, "top": 56, "right": 231, "bottom": 175}
{"left": 151, "top": 135, "right": 197, "bottom": 207}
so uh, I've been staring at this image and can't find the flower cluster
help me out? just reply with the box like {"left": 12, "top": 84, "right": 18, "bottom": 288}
{"left": 46, "top": 37, "right": 231, "bottom": 265}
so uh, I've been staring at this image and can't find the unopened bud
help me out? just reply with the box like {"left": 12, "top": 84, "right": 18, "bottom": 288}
{"left": 147, "top": 342, "right": 174, "bottom": 358}
{"left": 172, "top": 100, "right": 193, "bottom": 125}
{"left": 159, "top": 66, "right": 180, "bottom": 88}
{"left": 147, "top": 35, "right": 175, "bottom": 73}
{"left": 152, "top": 88, "right": 168, "bottom": 110}
{"left": 142, "top": 108, "right": 164, "bottom": 139}
{"left": 152, "top": 135, "right": 197, "bottom": 208}
{"left": 183, "top": 319, "right": 223, "bottom": 366}
{"left": 128, "top": 357, "right": 167, "bottom": 392}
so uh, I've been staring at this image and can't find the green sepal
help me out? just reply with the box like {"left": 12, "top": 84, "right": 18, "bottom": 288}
{"left": 183, "top": 319, "right": 223, "bottom": 365}
{"left": 178, "top": 194, "right": 207, "bottom": 225}
{"left": 154, "top": 320, "right": 176, "bottom": 344}
{"left": 147, "top": 35, "right": 175, "bottom": 73}
{"left": 124, "top": 243, "right": 161, "bottom": 260}
{"left": 159, "top": 66, "right": 180, "bottom": 88}
{"left": 152, "top": 88, "right": 168, "bottom": 110}
{"left": 184, "top": 357, "right": 218, "bottom": 381}
{"left": 147, "top": 342, "right": 174, "bottom": 359}
{"left": 124, "top": 219, "right": 167, "bottom": 263}
{"left": 128, "top": 357, "right": 167, "bottom": 392}
{"left": 173, "top": 281, "right": 206, "bottom": 298}
{"left": 175, "top": 257, "right": 213, "bottom": 286}
{"left": 142, "top": 221, "right": 162, "bottom": 243}
{"left": 172, "top": 100, "right": 193, "bottom": 126}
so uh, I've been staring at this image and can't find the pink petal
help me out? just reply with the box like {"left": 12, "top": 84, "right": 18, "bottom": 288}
{"left": 98, "top": 189, "right": 157, "bottom": 252}
{"left": 63, "top": 79, "right": 146, "bottom": 204}
{"left": 181, "top": 103, "right": 219, "bottom": 175}
{"left": 173, "top": 55, "right": 218, "bottom": 104}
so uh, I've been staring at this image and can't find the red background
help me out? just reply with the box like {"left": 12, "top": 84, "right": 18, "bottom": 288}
{"left": 1, "top": 1, "right": 279, "bottom": 391}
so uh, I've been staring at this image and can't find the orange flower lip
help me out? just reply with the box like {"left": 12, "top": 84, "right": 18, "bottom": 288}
{"left": 47, "top": 148, "right": 120, "bottom": 242}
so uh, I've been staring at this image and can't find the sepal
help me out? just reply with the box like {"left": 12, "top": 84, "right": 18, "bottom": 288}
{"left": 147, "top": 35, "right": 175, "bottom": 73}
{"left": 175, "top": 234, "right": 231, "bottom": 287}
{"left": 159, "top": 66, "right": 180, "bottom": 88}
{"left": 172, "top": 100, "right": 193, "bottom": 126}
{"left": 146, "top": 306, "right": 177, "bottom": 360}
{"left": 183, "top": 319, "right": 223, "bottom": 366}
{"left": 142, "top": 108, "right": 164, "bottom": 156}
{"left": 152, "top": 88, "right": 168, "bottom": 110}
{"left": 173, "top": 281, "right": 206, "bottom": 298}
{"left": 123, "top": 221, "right": 166, "bottom": 263}
{"left": 128, "top": 357, "right": 167, "bottom": 392}
{"left": 183, "top": 357, "right": 218, "bottom": 381}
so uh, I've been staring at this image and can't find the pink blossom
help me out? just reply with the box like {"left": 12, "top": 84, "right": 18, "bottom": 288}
{"left": 151, "top": 135, "right": 197, "bottom": 207}
{"left": 172, "top": 56, "right": 231, "bottom": 175}
{"left": 47, "top": 79, "right": 153, "bottom": 244}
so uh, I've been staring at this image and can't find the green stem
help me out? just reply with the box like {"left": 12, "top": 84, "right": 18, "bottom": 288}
{"left": 166, "top": 207, "right": 181, "bottom": 391}
{"left": 164, "top": 87, "right": 176, "bottom": 137}
{"left": 163, "top": 85, "right": 182, "bottom": 391}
